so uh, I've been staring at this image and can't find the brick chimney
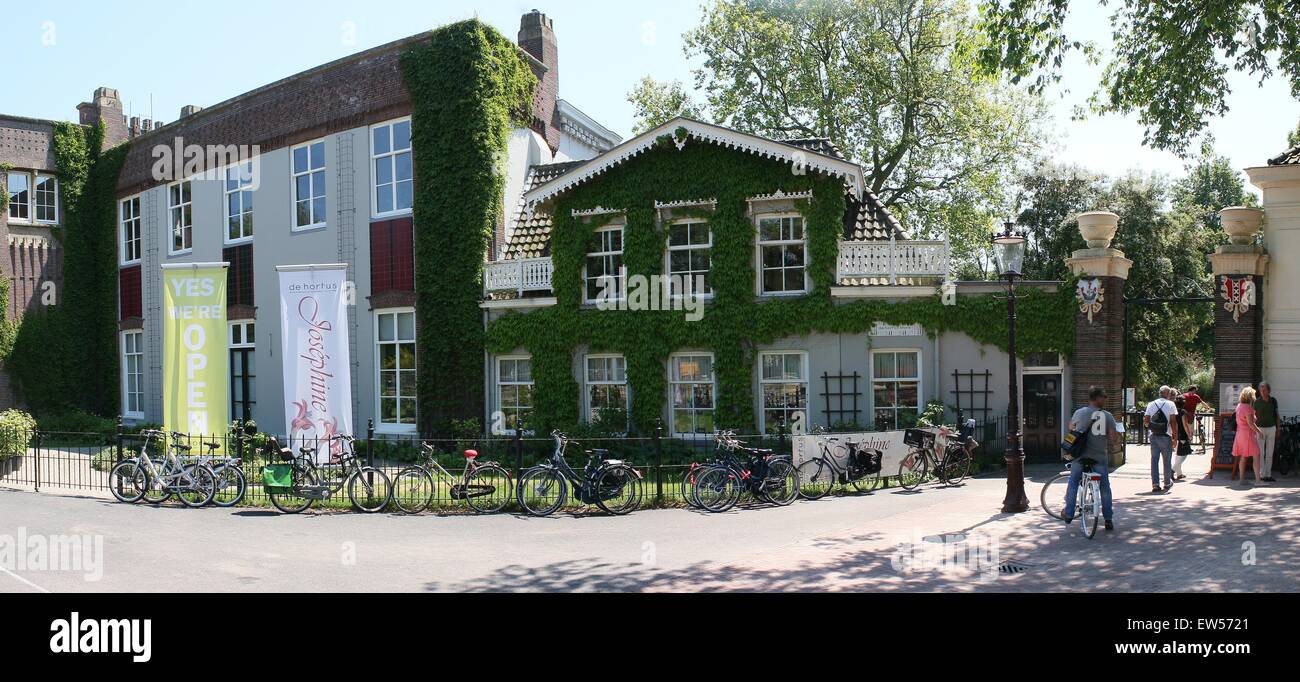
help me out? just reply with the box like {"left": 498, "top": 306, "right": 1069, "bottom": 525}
{"left": 518, "top": 10, "right": 560, "bottom": 152}
{"left": 76, "top": 87, "right": 130, "bottom": 148}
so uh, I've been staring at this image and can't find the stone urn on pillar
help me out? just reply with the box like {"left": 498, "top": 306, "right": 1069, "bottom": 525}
{"left": 1077, "top": 211, "right": 1120, "bottom": 250}
{"left": 1219, "top": 206, "right": 1264, "bottom": 246}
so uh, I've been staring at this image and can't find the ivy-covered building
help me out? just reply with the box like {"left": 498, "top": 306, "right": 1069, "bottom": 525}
{"left": 106, "top": 11, "right": 619, "bottom": 436}
{"left": 483, "top": 118, "right": 1075, "bottom": 457}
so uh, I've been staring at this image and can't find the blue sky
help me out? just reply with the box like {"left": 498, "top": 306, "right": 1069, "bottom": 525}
{"left": 3, "top": 0, "right": 1297, "bottom": 194}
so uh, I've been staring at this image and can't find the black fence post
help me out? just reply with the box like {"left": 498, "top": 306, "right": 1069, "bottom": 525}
{"left": 513, "top": 429, "right": 524, "bottom": 480}
{"left": 33, "top": 430, "right": 42, "bottom": 494}
{"left": 366, "top": 419, "right": 375, "bottom": 469}
{"left": 116, "top": 417, "right": 125, "bottom": 465}
{"left": 654, "top": 420, "right": 664, "bottom": 504}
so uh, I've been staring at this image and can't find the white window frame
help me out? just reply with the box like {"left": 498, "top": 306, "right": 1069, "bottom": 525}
{"left": 669, "top": 352, "right": 717, "bottom": 436}
{"left": 6, "top": 171, "right": 32, "bottom": 224}
{"left": 229, "top": 321, "right": 256, "bottom": 421}
{"left": 665, "top": 219, "right": 713, "bottom": 299}
{"left": 755, "top": 213, "right": 810, "bottom": 296}
{"left": 374, "top": 308, "right": 418, "bottom": 433}
{"left": 119, "top": 195, "right": 142, "bottom": 265}
{"left": 167, "top": 179, "right": 193, "bottom": 256}
{"left": 121, "top": 330, "right": 145, "bottom": 420}
{"left": 584, "top": 354, "right": 629, "bottom": 426}
{"left": 758, "top": 351, "right": 809, "bottom": 435}
{"left": 370, "top": 118, "right": 413, "bottom": 219}
{"left": 291, "top": 139, "right": 327, "bottom": 231}
{"left": 583, "top": 225, "right": 625, "bottom": 304}
{"left": 870, "top": 348, "right": 923, "bottom": 431}
{"left": 496, "top": 355, "right": 534, "bottom": 436}
{"left": 33, "top": 173, "right": 58, "bottom": 224}
{"left": 224, "top": 161, "right": 254, "bottom": 244}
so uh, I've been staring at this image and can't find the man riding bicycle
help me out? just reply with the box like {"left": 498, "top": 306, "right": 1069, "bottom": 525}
{"left": 1064, "top": 386, "right": 1122, "bottom": 532}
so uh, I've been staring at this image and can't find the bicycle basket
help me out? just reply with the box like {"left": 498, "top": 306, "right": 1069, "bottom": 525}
{"left": 263, "top": 464, "right": 294, "bottom": 489}
{"left": 903, "top": 429, "right": 935, "bottom": 449}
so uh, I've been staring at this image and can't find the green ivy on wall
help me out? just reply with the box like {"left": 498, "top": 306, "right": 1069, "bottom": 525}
{"left": 3, "top": 122, "right": 127, "bottom": 416}
{"left": 401, "top": 20, "right": 537, "bottom": 437}
{"left": 487, "top": 136, "right": 1077, "bottom": 435}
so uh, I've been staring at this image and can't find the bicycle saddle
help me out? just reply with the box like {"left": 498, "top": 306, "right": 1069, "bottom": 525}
{"left": 175, "top": 443, "right": 192, "bottom": 452}
{"left": 205, "top": 442, "right": 221, "bottom": 452}
{"left": 587, "top": 449, "right": 611, "bottom": 458}
{"left": 463, "top": 449, "right": 479, "bottom": 460}
{"left": 266, "top": 438, "right": 296, "bottom": 461}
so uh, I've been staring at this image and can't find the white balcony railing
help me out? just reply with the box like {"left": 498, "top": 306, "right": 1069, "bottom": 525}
{"left": 837, "top": 239, "right": 950, "bottom": 284}
{"left": 484, "top": 257, "right": 554, "bottom": 297}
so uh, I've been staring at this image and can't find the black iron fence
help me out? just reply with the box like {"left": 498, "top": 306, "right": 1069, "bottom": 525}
{"left": 0, "top": 418, "right": 1025, "bottom": 512}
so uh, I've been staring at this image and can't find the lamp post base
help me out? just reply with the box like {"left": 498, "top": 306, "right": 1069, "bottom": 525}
{"left": 1001, "top": 454, "right": 1030, "bottom": 514}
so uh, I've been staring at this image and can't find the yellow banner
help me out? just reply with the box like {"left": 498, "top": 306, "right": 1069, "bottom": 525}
{"left": 162, "top": 264, "right": 230, "bottom": 436}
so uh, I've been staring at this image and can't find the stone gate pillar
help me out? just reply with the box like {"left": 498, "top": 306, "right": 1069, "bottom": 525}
{"left": 1066, "top": 212, "right": 1132, "bottom": 409}
{"left": 1210, "top": 207, "right": 1268, "bottom": 409}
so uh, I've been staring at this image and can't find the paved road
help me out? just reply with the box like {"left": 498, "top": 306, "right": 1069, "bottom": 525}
{"left": 2, "top": 455, "right": 1297, "bottom": 592}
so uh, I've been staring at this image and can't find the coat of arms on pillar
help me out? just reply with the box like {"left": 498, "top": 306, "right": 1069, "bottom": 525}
{"left": 1076, "top": 278, "right": 1104, "bottom": 323}
{"left": 1221, "top": 275, "right": 1256, "bottom": 323}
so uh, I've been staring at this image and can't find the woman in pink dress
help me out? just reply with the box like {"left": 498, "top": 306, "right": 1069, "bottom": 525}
{"left": 1233, "top": 387, "right": 1262, "bottom": 485}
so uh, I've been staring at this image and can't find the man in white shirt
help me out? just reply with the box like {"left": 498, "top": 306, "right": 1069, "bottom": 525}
{"left": 1144, "top": 386, "right": 1179, "bottom": 493}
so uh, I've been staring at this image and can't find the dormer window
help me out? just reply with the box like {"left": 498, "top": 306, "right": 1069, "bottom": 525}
{"left": 584, "top": 226, "right": 624, "bottom": 304}
{"left": 757, "top": 215, "right": 809, "bottom": 295}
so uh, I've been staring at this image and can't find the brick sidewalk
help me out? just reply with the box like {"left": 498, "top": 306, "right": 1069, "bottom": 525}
{"left": 665, "top": 454, "right": 1300, "bottom": 592}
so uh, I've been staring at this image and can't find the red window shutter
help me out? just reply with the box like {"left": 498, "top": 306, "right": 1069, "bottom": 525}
{"left": 370, "top": 218, "right": 414, "bottom": 295}
{"left": 119, "top": 266, "right": 142, "bottom": 320}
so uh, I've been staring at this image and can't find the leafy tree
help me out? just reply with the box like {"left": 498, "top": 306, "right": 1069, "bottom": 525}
{"left": 1014, "top": 163, "right": 1106, "bottom": 281}
{"left": 1173, "top": 139, "right": 1255, "bottom": 232}
{"left": 977, "top": 0, "right": 1300, "bottom": 155}
{"left": 1288, "top": 119, "right": 1300, "bottom": 148}
{"left": 662, "top": 0, "right": 1045, "bottom": 252}
{"left": 627, "top": 77, "right": 706, "bottom": 134}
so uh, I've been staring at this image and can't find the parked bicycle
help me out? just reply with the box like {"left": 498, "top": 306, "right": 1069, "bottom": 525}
{"left": 108, "top": 430, "right": 216, "bottom": 508}
{"left": 516, "top": 431, "right": 644, "bottom": 517}
{"left": 175, "top": 437, "right": 247, "bottom": 508}
{"left": 392, "top": 443, "right": 514, "bottom": 514}
{"left": 897, "top": 420, "right": 977, "bottom": 491}
{"left": 691, "top": 431, "right": 799, "bottom": 512}
{"left": 796, "top": 429, "right": 883, "bottom": 500}
{"left": 263, "top": 435, "right": 392, "bottom": 514}
{"left": 1040, "top": 456, "right": 1105, "bottom": 539}
{"left": 1272, "top": 415, "right": 1299, "bottom": 477}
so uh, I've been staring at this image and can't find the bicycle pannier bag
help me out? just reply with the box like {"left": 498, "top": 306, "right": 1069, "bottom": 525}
{"left": 1061, "top": 428, "right": 1088, "bottom": 459}
{"left": 263, "top": 464, "right": 293, "bottom": 489}
{"left": 855, "top": 448, "right": 883, "bottom": 475}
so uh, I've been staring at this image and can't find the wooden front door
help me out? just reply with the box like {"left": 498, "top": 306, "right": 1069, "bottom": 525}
{"left": 1022, "top": 374, "right": 1062, "bottom": 460}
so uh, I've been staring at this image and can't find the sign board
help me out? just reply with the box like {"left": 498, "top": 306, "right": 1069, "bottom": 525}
{"left": 871, "top": 323, "right": 923, "bottom": 338}
{"left": 162, "top": 263, "right": 229, "bottom": 436}
{"left": 278, "top": 265, "right": 353, "bottom": 461}
{"left": 1220, "top": 383, "right": 1247, "bottom": 415}
{"left": 1216, "top": 418, "right": 1237, "bottom": 467}
{"left": 1123, "top": 388, "right": 1137, "bottom": 413}
{"left": 792, "top": 429, "right": 927, "bottom": 474}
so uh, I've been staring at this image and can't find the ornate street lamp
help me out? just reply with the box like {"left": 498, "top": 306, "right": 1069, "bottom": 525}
{"left": 993, "top": 220, "right": 1030, "bottom": 513}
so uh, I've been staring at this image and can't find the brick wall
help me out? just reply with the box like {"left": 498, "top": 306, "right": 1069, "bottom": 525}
{"left": 1214, "top": 275, "right": 1265, "bottom": 407}
{"left": 518, "top": 11, "right": 561, "bottom": 152}
{"left": 1070, "top": 277, "right": 1126, "bottom": 409}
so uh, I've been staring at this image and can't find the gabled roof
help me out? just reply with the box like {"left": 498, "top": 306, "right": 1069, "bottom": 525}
{"left": 499, "top": 122, "right": 906, "bottom": 261}
{"left": 522, "top": 117, "right": 867, "bottom": 210}
{"left": 1270, "top": 144, "right": 1300, "bottom": 166}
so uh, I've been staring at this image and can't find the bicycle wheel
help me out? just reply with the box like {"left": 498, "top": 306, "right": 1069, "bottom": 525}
{"left": 347, "top": 468, "right": 393, "bottom": 513}
{"left": 594, "top": 464, "right": 644, "bottom": 516}
{"left": 897, "top": 452, "right": 929, "bottom": 491}
{"left": 517, "top": 467, "right": 566, "bottom": 517}
{"left": 942, "top": 448, "right": 972, "bottom": 486}
{"left": 108, "top": 461, "right": 147, "bottom": 504}
{"left": 268, "top": 467, "right": 317, "bottom": 514}
{"left": 212, "top": 466, "right": 247, "bottom": 507}
{"left": 177, "top": 465, "right": 216, "bottom": 508}
{"left": 1039, "top": 473, "right": 1070, "bottom": 521}
{"left": 392, "top": 467, "right": 434, "bottom": 514}
{"left": 850, "top": 469, "right": 881, "bottom": 493}
{"left": 463, "top": 464, "right": 514, "bottom": 514}
{"left": 681, "top": 467, "right": 701, "bottom": 508}
{"left": 142, "top": 468, "right": 173, "bottom": 505}
{"left": 762, "top": 459, "right": 799, "bottom": 506}
{"left": 796, "top": 458, "right": 835, "bottom": 500}
{"left": 694, "top": 465, "right": 740, "bottom": 513}
{"left": 1080, "top": 481, "right": 1100, "bottom": 539}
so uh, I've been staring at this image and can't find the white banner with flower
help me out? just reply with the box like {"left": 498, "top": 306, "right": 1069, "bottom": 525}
{"left": 278, "top": 265, "right": 352, "bottom": 462}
